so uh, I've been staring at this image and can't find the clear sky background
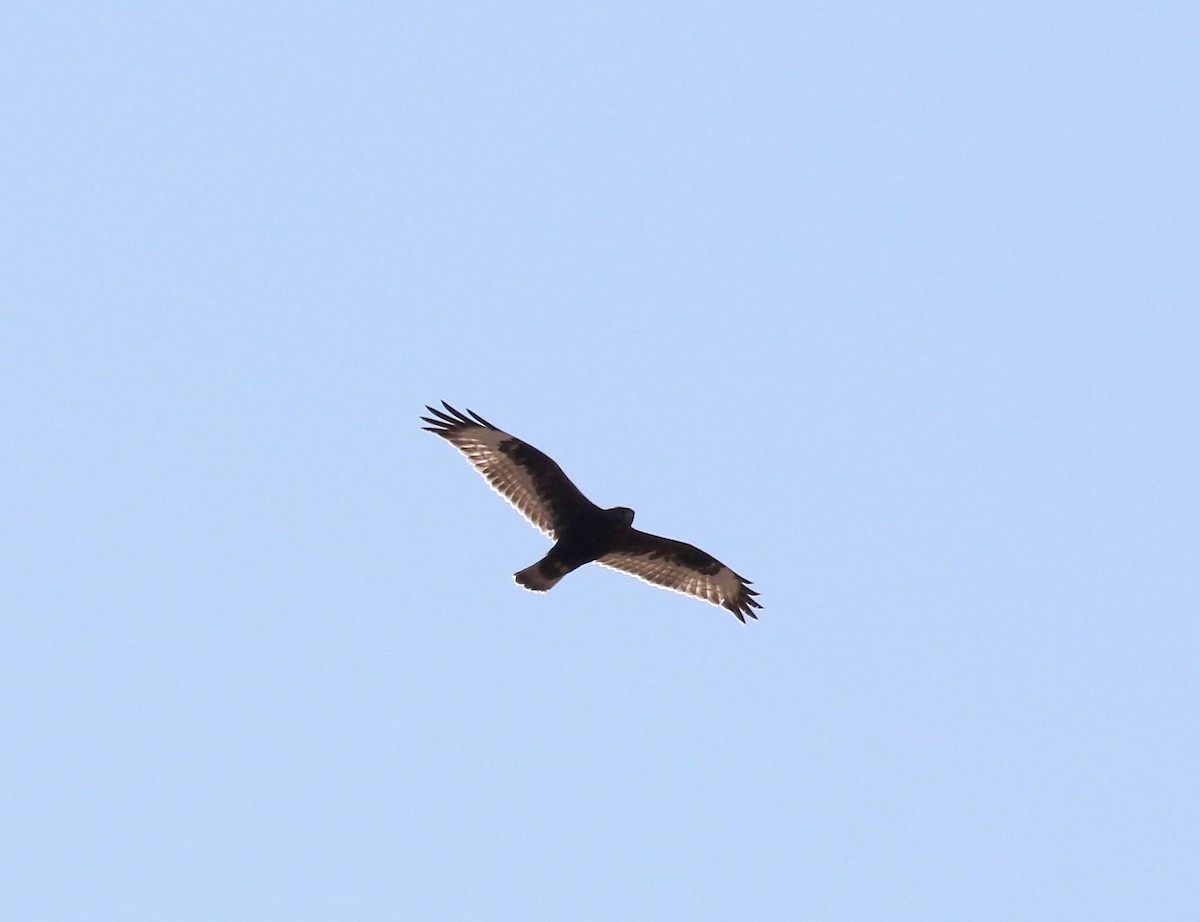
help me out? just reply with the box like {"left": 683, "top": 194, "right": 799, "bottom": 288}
{"left": 3, "top": 3, "right": 1197, "bottom": 919}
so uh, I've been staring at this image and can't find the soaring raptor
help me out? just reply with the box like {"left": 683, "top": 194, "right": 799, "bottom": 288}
{"left": 422, "top": 402, "right": 761, "bottom": 622}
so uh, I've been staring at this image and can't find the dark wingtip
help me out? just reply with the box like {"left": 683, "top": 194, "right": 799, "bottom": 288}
{"left": 727, "top": 586, "right": 763, "bottom": 622}
{"left": 466, "top": 407, "right": 498, "bottom": 429}
{"left": 421, "top": 402, "right": 498, "bottom": 432}
{"left": 422, "top": 403, "right": 469, "bottom": 430}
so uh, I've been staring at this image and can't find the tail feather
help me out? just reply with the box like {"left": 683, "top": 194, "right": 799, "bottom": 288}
{"left": 514, "top": 559, "right": 564, "bottom": 592}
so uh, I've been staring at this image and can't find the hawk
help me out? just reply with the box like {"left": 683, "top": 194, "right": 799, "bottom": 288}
{"left": 421, "top": 402, "right": 761, "bottom": 622}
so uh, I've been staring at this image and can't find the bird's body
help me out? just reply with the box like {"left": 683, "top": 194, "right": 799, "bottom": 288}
{"left": 515, "top": 505, "right": 634, "bottom": 591}
{"left": 421, "top": 402, "right": 761, "bottom": 621}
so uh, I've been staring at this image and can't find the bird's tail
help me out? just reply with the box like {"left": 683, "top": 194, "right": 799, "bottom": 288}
{"left": 514, "top": 558, "right": 566, "bottom": 592}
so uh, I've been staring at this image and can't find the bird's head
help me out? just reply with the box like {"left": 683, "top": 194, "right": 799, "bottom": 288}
{"left": 608, "top": 506, "right": 635, "bottom": 526}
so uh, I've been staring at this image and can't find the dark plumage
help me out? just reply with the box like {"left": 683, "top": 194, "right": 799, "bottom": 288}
{"left": 421, "top": 402, "right": 761, "bottom": 622}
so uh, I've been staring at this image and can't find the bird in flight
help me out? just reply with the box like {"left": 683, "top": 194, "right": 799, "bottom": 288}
{"left": 422, "top": 402, "right": 761, "bottom": 621}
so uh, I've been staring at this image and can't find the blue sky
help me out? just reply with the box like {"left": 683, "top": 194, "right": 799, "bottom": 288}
{"left": 3, "top": 2, "right": 1197, "bottom": 919}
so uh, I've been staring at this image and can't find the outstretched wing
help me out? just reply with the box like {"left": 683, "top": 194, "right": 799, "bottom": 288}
{"left": 421, "top": 402, "right": 599, "bottom": 538}
{"left": 597, "top": 529, "right": 762, "bottom": 622}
